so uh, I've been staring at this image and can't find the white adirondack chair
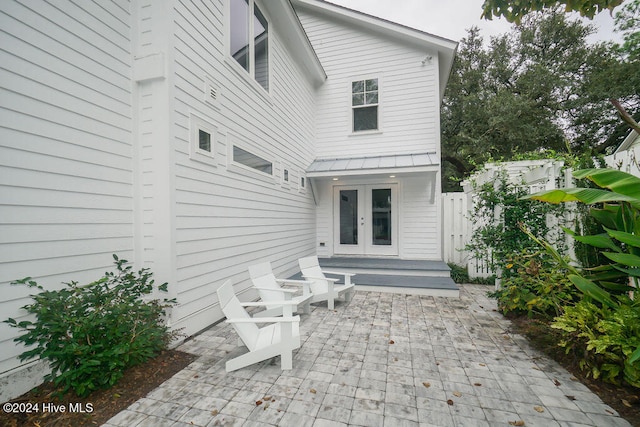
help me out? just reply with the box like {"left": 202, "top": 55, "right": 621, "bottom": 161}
{"left": 248, "top": 261, "right": 312, "bottom": 317}
{"left": 216, "top": 279, "right": 301, "bottom": 371}
{"left": 298, "top": 256, "right": 356, "bottom": 310}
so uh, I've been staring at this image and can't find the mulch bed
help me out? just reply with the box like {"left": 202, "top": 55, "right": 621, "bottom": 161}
{"left": 509, "top": 316, "right": 640, "bottom": 426}
{"left": 0, "top": 350, "right": 196, "bottom": 426}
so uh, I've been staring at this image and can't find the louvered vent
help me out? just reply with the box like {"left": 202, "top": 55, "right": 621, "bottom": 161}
{"left": 204, "top": 77, "right": 219, "bottom": 107}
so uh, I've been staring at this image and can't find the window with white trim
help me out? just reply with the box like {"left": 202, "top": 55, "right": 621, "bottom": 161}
{"left": 233, "top": 145, "right": 273, "bottom": 175}
{"left": 229, "top": 0, "right": 269, "bottom": 91}
{"left": 352, "top": 78, "right": 379, "bottom": 132}
{"left": 189, "top": 114, "right": 217, "bottom": 166}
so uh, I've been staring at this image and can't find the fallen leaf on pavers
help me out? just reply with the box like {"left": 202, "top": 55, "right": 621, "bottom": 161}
{"left": 453, "top": 391, "right": 462, "bottom": 397}
{"left": 194, "top": 374, "right": 199, "bottom": 378}
{"left": 565, "top": 395, "right": 576, "bottom": 401}
{"left": 211, "top": 409, "right": 219, "bottom": 416}
{"left": 534, "top": 406, "right": 544, "bottom": 413}
{"left": 553, "top": 379, "right": 561, "bottom": 386}
{"left": 622, "top": 399, "right": 632, "bottom": 408}
{"left": 570, "top": 376, "right": 579, "bottom": 381}
{"left": 394, "top": 357, "right": 398, "bottom": 362}
{"left": 479, "top": 363, "right": 486, "bottom": 367}
{"left": 422, "top": 382, "right": 431, "bottom": 388}
{"left": 474, "top": 383, "right": 482, "bottom": 387}
{"left": 310, "top": 388, "right": 317, "bottom": 394}
{"left": 389, "top": 340, "right": 395, "bottom": 344}
{"left": 606, "top": 409, "right": 615, "bottom": 415}
{"left": 447, "top": 399, "right": 454, "bottom": 406}
{"left": 256, "top": 400, "right": 263, "bottom": 406}
{"left": 263, "top": 395, "right": 272, "bottom": 401}
{"left": 264, "top": 403, "right": 270, "bottom": 410}
{"left": 508, "top": 420, "right": 525, "bottom": 426}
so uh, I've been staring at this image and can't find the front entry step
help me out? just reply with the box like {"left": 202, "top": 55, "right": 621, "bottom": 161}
{"left": 289, "top": 257, "right": 459, "bottom": 297}
{"left": 350, "top": 273, "right": 459, "bottom": 297}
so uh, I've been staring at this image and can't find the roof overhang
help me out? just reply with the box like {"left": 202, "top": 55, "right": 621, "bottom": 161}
{"left": 307, "top": 153, "right": 439, "bottom": 178}
{"left": 291, "top": 0, "right": 458, "bottom": 100}
{"left": 614, "top": 130, "right": 640, "bottom": 154}
{"left": 262, "top": 0, "right": 326, "bottom": 86}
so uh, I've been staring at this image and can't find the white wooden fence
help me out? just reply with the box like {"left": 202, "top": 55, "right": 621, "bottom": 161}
{"left": 442, "top": 159, "right": 568, "bottom": 279}
{"left": 443, "top": 134, "right": 640, "bottom": 280}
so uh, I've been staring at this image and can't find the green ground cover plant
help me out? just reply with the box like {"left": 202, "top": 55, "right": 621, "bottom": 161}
{"left": 523, "top": 168, "right": 640, "bottom": 387}
{"left": 489, "top": 250, "right": 579, "bottom": 318}
{"left": 5, "top": 255, "right": 179, "bottom": 397}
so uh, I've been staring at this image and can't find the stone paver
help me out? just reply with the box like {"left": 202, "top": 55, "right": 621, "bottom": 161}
{"left": 103, "top": 285, "right": 632, "bottom": 427}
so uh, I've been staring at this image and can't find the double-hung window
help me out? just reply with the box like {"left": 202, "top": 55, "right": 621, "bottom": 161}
{"left": 352, "top": 78, "right": 379, "bottom": 132}
{"left": 229, "top": 0, "right": 269, "bottom": 91}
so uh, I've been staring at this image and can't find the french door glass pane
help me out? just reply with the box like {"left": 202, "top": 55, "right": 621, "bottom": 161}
{"left": 339, "top": 190, "right": 358, "bottom": 245}
{"left": 372, "top": 189, "right": 391, "bottom": 245}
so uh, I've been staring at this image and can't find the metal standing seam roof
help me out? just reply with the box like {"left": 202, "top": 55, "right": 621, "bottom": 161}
{"left": 306, "top": 152, "right": 439, "bottom": 176}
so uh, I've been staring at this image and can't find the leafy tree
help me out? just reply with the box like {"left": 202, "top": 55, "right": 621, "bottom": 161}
{"left": 441, "top": 10, "right": 637, "bottom": 191}
{"left": 481, "top": 0, "right": 624, "bottom": 23}
{"left": 615, "top": 0, "right": 640, "bottom": 59}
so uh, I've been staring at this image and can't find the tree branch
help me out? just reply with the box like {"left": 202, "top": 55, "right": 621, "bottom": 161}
{"left": 610, "top": 98, "right": 640, "bottom": 134}
{"left": 442, "top": 155, "right": 472, "bottom": 175}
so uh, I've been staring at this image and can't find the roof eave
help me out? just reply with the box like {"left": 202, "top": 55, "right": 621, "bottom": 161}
{"left": 262, "top": 0, "right": 326, "bottom": 86}
{"left": 291, "top": 0, "right": 457, "bottom": 98}
{"left": 308, "top": 165, "right": 440, "bottom": 178}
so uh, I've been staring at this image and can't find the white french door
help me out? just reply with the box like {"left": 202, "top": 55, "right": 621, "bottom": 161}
{"left": 333, "top": 184, "right": 398, "bottom": 256}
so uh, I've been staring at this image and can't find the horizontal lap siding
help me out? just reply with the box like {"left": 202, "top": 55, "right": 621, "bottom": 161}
{"left": 401, "top": 177, "right": 439, "bottom": 259}
{"left": 170, "top": 1, "right": 316, "bottom": 333}
{"left": 0, "top": 0, "right": 133, "bottom": 385}
{"left": 297, "top": 11, "right": 439, "bottom": 159}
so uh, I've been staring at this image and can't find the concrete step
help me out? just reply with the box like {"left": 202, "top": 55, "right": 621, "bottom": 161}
{"left": 318, "top": 257, "right": 452, "bottom": 278}
{"left": 350, "top": 274, "right": 459, "bottom": 298}
{"left": 289, "top": 257, "right": 459, "bottom": 297}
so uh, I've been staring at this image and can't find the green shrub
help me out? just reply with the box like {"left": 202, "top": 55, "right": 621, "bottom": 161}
{"left": 552, "top": 299, "right": 640, "bottom": 387}
{"left": 466, "top": 169, "right": 568, "bottom": 275}
{"left": 448, "top": 262, "right": 496, "bottom": 285}
{"left": 5, "top": 255, "right": 178, "bottom": 397}
{"left": 488, "top": 251, "right": 579, "bottom": 318}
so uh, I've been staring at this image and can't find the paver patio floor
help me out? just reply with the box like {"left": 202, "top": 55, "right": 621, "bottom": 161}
{"left": 104, "top": 284, "right": 632, "bottom": 427}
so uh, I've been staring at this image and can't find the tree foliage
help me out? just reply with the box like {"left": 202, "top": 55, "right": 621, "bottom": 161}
{"left": 481, "top": 0, "right": 624, "bottom": 23}
{"left": 442, "top": 10, "right": 639, "bottom": 191}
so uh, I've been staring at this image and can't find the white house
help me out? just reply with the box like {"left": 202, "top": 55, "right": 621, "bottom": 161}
{"left": 605, "top": 130, "right": 640, "bottom": 177}
{"left": 0, "top": 0, "right": 457, "bottom": 401}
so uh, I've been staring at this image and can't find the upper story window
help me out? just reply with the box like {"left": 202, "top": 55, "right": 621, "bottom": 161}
{"left": 352, "top": 78, "right": 378, "bottom": 132}
{"left": 230, "top": 0, "right": 269, "bottom": 91}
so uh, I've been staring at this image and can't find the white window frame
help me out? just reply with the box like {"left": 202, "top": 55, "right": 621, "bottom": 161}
{"left": 189, "top": 114, "right": 217, "bottom": 166}
{"left": 350, "top": 76, "right": 382, "bottom": 135}
{"left": 281, "top": 163, "right": 291, "bottom": 189}
{"left": 298, "top": 172, "right": 307, "bottom": 193}
{"left": 226, "top": 0, "right": 271, "bottom": 93}
{"left": 227, "top": 133, "right": 276, "bottom": 183}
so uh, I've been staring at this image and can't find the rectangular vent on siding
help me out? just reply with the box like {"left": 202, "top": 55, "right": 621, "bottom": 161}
{"left": 204, "top": 77, "right": 220, "bottom": 108}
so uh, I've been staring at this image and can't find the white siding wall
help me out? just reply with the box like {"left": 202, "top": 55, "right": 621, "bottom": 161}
{"left": 297, "top": 7, "right": 443, "bottom": 261}
{"left": 0, "top": 0, "right": 133, "bottom": 400}
{"left": 313, "top": 175, "right": 440, "bottom": 260}
{"left": 168, "top": 0, "right": 317, "bottom": 335}
{"left": 296, "top": 9, "right": 440, "bottom": 159}
{"left": 401, "top": 176, "right": 440, "bottom": 259}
